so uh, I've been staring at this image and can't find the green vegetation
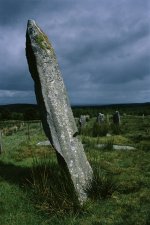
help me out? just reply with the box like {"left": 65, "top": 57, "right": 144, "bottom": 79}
{"left": 0, "top": 104, "right": 40, "bottom": 120}
{"left": 35, "top": 35, "right": 46, "bottom": 50}
{"left": 35, "top": 32, "right": 56, "bottom": 54}
{"left": 0, "top": 107, "right": 150, "bottom": 224}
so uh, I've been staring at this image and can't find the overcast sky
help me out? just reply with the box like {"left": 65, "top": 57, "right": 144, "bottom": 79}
{"left": 0, "top": 0, "right": 150, "bottom": 105}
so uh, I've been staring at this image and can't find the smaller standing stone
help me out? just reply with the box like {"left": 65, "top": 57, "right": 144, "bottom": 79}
{"left": 97, "top": 113, "right": 105, "bottom": 125}
{"left": 113, "top": 111, "right": 120, "bottom": 125}
{"left": 79, "top": 115, "right": 87, "bottom": 127}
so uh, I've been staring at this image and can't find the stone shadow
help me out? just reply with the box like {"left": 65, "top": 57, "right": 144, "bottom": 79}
{"left": 0, "top": 161, "right": 31, "bottom": 186}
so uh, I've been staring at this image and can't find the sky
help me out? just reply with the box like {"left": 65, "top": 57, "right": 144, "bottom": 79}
{"left": 0, "top": 0, "right": 150, "bottom": 105}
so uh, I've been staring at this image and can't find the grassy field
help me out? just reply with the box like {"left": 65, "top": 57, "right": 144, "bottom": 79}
{"left": 0, "top": 114, "right": 150, "bottom": 225}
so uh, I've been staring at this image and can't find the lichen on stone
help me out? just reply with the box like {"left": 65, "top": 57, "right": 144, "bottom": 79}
{"left": 35, "top": 31, "right": 55, "bottom": 57}
{"left": 35, "top": 35, "right": 45, "bottom": 49}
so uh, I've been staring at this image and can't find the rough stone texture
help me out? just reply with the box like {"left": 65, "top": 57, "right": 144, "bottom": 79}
{"left": 37, "top": 140, "right": 51, "bottom": 146}
{"left": 26, "top": 20, "right": 93, "bottom": 203}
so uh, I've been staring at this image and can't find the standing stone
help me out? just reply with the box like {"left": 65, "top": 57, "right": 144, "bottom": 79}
{"left": 113, "top": 111, "right": 120, "bottom": 125}
{"left": 79, "top": 115, "right": 87, "bottom": 127}
{"left": 26, "top": 20, "right": 93, "bottom": 203}
{"left": 97, "top": 113, "right": 105, "bottom": 125}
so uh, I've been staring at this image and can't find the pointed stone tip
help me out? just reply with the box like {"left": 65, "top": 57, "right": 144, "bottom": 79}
{"left": 27, "top": 19, "right": 36, "bottom": 27}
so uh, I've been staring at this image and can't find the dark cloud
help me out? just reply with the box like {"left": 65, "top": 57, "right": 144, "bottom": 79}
{"left": 0, "top": 0, "right": 72, "bottom": 26}
{"left": 0, "top": 0, "right": 149, "bottom": 105}
{"left": 0, "top": 69, "right": 34, "bottom": 91}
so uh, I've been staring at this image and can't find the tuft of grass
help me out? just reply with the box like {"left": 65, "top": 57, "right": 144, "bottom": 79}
{"left": 86, "top": 163, "right": 118, "bottom": 200}
{"left": 26, "top": 155, "right": 82, "bottom": 215}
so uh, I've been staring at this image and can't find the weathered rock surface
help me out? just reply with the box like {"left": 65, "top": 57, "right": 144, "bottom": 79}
{"left": 26, "top": 20, "right": 93, "bottom": 203}
{"left": 97, "top": 144, "right": 135, "bottom": 150}
{"left": 37, "top": 140, "right": 51, "bottom": 146}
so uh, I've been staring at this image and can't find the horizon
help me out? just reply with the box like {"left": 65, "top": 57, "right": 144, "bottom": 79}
{"left": 0, "top": 101, "right": 150, "bottom": 108}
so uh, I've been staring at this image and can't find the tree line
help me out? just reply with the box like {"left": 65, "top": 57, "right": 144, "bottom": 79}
{"left": 0, "top": 103, "right": 150, "bottom": 120}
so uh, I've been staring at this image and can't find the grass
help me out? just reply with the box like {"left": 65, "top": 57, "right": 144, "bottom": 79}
{"left": 86, "top": 163, "right": 118, "bottom": 200}
{"left": 0, "top": 181, "right": 42, "bottom": 225}
{"left": 27, "top": 155, "right": 81, "bottom": 215}
{"left": 0, "top": 116, "right": 150, "bottom": 224}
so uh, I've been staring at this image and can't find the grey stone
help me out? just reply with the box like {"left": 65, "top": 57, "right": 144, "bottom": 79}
{"left": 37, "top": 140, "right": 51, "bottom": 146}
{"left": 113, "top": 145, "right": 135, "bottom": 150}
{"left": 97, "top": 113, "right": 105, "bottom": 125}
{"left": 106, "top": 133, "right": 111, "bottom": 137}
{"left": 79, "top": 115, "right": 87, "bottom": 127}
{"left": 113, "top": 111, "right": 120, "bottom": 125}
{"left": 97, "top": 144, "right": 135, "bottom": 150}
{"left": 26, "top": 20, "right": 93, "bottom": 203}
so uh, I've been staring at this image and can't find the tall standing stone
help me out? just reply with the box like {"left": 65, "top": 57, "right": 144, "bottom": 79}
{"left": 26, "top": 20, "right": 93, "bottom": 203}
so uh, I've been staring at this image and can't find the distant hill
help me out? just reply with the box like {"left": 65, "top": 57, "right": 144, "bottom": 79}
{"left": 72, "top": 102, "right": 150, "bottom": 117}
{"left": 72, "top": 102, "right": 150, "bottom": 108}
{"left": 0, "top": 103, "right": 150, "bottom": 119}
{"left": 0, "top": 102, "right": 150, "bottom": 111}
{"left": 0, "top": 104, "right": 38, "bottom": 114}
{"left": 0, "top": 104, "right": 40, "bottom": 120}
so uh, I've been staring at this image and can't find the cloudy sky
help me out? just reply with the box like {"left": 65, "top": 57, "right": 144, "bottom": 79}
{"left": 0, "top": 0, "right": 150, "bottom": 105}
